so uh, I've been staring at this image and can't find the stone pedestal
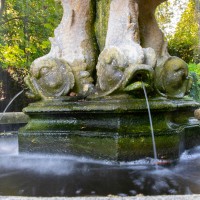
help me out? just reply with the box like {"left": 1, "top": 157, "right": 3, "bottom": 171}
{"left": 19, "top": 97, "right": 200, "bottom": 161}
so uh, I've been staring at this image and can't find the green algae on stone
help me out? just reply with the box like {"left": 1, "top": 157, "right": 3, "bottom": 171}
{"left": 95, "top": 0, "right": 111, "bottom": 51}
{"left": 118, "top": 135, "right": 181, "bottom": 160}
{"left": 124, "top": 81, "right": 149, "bottom": 92}
{"left": 82, "top": 0, "right": 100, "bottom": 74}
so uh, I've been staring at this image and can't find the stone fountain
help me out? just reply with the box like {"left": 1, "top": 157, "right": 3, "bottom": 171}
{"left": 20, "top": 0, "right": 200, "bottom": 161}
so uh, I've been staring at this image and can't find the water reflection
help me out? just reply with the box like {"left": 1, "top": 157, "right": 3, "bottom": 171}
{"left": 0, "top": 144, "right": 200, "bottom": 197}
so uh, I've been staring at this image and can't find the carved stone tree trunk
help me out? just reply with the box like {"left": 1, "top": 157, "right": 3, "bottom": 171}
{"left": 138, "top": 0, "right": 191, "bottom": 98}
{"left": 138, "top": 0, "right": 169, "bottom": 64}
{"left": 51, "top": 0, "right": 98, "bottom": 93}
{"left": 26, "top": 0, "right": 98, "bottom": 99}
{"left": 96, "top": 0, "right": 156, "bottom": 96}
{"left": 95, "top": 0, "right": 191, "bottom": 98}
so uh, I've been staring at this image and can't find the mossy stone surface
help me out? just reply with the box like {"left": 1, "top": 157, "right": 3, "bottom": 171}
{"left": 19, "top": 97, "right": 200, "bottom": 161}
{"left": 95, "top": 0, "right": 111, "bottom": 51}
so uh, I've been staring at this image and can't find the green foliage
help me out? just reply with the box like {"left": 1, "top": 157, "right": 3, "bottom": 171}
{"left": 189, "top": 63, "right": 200, "bottom": 76}
{"left": 168, "top": 0, "right": 200, "bottom": 63}
{"left": 188, "top": 63, "right": 200, "bottom": 102}
{"left": 156, "top": 0, "right": 174, "bottom": 38}
{"left": 0, "top": 0, "right": 62, "bottom": 70}
{"left": 156, "top": 0, "right": 189, "bottom": 38}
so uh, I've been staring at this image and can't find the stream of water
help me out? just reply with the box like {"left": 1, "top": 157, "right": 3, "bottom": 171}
{"left": 0, "top": 90, "right": 24, "bottom": 121}
{"left": 142, "top": 82, "right": 158, "bottom": 163}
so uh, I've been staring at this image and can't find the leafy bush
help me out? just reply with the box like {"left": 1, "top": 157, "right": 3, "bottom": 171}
{"left": 188, "top": 63, "right": 200, "bottom": 77}
{"left": 0, "top": 0, "right": 62, "bottom": 87}
{"left": 188, "top": 63, "right": 200, "bottom": 102}
{"left": 168, "top": 0, "right": 200, "bottom": 63}
{"left": 0, "top": 0, "right": 62, "bottom": 69}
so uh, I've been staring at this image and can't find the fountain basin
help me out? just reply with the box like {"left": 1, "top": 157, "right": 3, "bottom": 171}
{"left": 0, "top": 97, "right": 200, "bottom": 197}
{"left": 1, "top": 133, "right": 200, "bottom": 197}
{"left": 19, "top": 96, "right": 200, "bottom": 161}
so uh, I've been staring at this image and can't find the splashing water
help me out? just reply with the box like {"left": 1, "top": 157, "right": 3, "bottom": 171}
{"left": 0, "top": 146, "right": 200, "bottom": 196}
{"left": 142, "top": 82, "right": 158, "bottom": 163}
{"left": 0, "top": 90, "right": 24, "bottom": 121}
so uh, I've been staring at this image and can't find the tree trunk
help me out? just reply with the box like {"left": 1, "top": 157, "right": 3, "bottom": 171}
{"left": 0, "top": 0, "right": 5, "bottom": 17}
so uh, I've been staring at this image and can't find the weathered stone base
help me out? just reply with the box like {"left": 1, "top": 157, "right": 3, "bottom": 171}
{"left": 0, "top": 112, "right": 29, "bottom": 132}
{"left": 19, "top": 96, "right": 200, "bottom": 161}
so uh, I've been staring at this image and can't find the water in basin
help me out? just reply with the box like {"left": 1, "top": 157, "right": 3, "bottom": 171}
{"left": 0, "top": 132, "right": 199, "bottom": 197}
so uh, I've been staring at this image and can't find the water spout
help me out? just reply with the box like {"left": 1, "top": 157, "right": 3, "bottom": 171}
{"left": 0, "top": 90, "right": 24, "bottom": 121}
{"left": 142, "top": 82, "right": 158, "bottom": 163}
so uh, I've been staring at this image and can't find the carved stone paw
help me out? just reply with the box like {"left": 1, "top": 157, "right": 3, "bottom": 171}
{"left": 96, "top": 47, "right": 128, "bottom": 95}
{"left": 96, "top": 46, "right": 154, "bottom": 96}
{"left": 26, "top": 57, "right": 74, "bottom": 99}
{"left": 69, "top": 61, "right": 95, "bottom": 96}
{"left": 155, "top": 57, "right": 192, "bottom": 98}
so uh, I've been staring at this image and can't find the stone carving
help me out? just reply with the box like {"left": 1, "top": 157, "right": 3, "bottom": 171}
{"left": 26, "top": 0, "right": 97, "bottom": 99}
{"left": 155, "top": 56, "right": 192, "bottom": 98}
{"left": 194, "top": 108, "right": 200, "bottom": 120}
{"left": 26, "top": 0, "right": 192, "bottom": 100}
{"left": 25, "top": 58, "right": 74, "bottom": 99}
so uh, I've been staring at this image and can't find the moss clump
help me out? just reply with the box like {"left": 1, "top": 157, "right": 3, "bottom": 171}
{"left": 95, "top": 0, "right": 111, "bottom": 51}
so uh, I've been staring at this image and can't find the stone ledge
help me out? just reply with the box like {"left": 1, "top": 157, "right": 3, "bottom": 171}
{"left": 23, "top": 97, "right": 200, "bottom": 113}
{"left": 0, "top": 112, "right": 29, "bottom": 124}
{"left": 0, "top": 195, "right": 200, "bottom": 200}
